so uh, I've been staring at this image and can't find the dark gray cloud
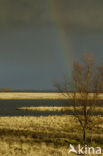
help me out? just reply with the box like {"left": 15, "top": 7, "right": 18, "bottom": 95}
{"left": 60, "top": 0, "right": 103, "bottom": 33}
{"left": 0, "top": 0, "right": 103, "bottom": 90}
{"left": 0, "top": 28, "right": 69, "bottom": 90}
{"left": 0, "top": 0, "right": 103, "bottom": 33}
{"left": 0, "top": 0, "right": 50, "bottom": 29}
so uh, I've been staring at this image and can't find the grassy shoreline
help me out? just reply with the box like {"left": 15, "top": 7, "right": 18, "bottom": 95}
{"left": 0, "top": 93, "right": 103, "bottom": 155}
{"left": 17, "top": 106, "right": 103, "bottom": 113}
{"left": 0, "top": 92, "right": 103, "bottom": 100}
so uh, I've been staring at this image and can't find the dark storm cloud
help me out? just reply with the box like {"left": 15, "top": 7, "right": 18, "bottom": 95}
{"left": 0, "top": 0, "right": 103, "bottom": 90}
{"left": 59, "top": 0, "right": 103, "bottom": 33}
{"left": 0, "top": 0, "right": 103, "bottom": 33}
{"left": 0, "top": 0, "right": 50, "bottom": 28}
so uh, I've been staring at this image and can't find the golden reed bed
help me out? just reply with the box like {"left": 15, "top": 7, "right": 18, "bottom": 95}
{"left": 0, "top": 92, "right": 103, "bottom": 100}
{"left": 17, "top": 106, "right": 103, "bottom": 113}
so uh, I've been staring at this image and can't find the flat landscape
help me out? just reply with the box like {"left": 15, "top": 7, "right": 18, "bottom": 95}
{"left": 0, "top": 92, "right": 103, "bottom": 155}
{"left": 0, "top": 92, "right": 64, "bottom": 100}
{"left": 0, "top": 92, "right": 103, "bottom": 100}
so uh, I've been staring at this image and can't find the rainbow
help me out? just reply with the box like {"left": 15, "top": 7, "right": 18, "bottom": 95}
{"left": 46, "top": 0, "right": 73, "bottom": 71}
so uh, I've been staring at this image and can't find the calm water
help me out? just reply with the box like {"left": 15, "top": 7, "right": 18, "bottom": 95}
{"left": 0, "top": 99, "right": 71, "bottom": 116}
{"left": 0, "top": 99, "right": 103, "bottom": 116}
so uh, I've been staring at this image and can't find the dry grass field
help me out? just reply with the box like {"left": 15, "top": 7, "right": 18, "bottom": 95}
{"left": 0, "top": 116, "right": 75, "bottom": 156}
{"left": 0, "top": 92, "right": 64, "bottom": 100}
{"left": 0, "top": 115, "right": 103, "bottom": 155}
{"left": 0, "top": 92, "right": 103, "bottom": 100}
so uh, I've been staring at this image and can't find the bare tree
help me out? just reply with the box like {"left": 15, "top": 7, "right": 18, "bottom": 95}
{"left": 54, "top": 51, "right": 103, "bottom": 144}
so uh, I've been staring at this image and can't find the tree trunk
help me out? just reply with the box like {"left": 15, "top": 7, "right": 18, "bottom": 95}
{"left": 83, "top": 128, "right": 86, "bottom": 144}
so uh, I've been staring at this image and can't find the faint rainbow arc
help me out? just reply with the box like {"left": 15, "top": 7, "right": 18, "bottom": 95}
{"left": 46, "top": 0, "right": 73, "bottom": 71}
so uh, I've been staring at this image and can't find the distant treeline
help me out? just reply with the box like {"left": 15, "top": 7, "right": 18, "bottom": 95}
{"left": 0, "top": 88, "right": 14, "bottom": 92}
{"left": 11, "top": 90, "right": 61, "bottom": 93}
{"left": 0, "top": 89, "right": 103, "bottom": 93}
{"left": 0, "top": 89, "right": 60, "bottom": 92}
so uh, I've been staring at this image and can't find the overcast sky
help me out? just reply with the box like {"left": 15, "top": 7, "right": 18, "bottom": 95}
{"left": 0, "top": 0, "right": 103, "bottom": 90}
